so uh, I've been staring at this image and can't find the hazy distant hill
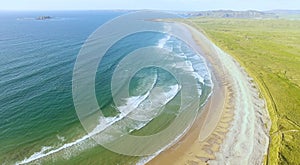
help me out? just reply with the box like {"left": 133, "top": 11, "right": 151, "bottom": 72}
{"left": 266, "top": 10, "right": 300, "bottom": 15}
{"left": 183, "top": 10, "right": 278, "bottom": 18}
{"left": 265, "top": 10, "right": 300, "bottom": 19}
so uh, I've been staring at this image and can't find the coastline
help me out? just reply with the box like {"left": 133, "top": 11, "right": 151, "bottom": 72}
{"left": 148, "top": 22, "right": 270, "bottom": 164}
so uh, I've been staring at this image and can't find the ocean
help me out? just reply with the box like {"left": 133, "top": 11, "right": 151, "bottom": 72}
{"left": 0, "top": 11, "right": 212, "bottom": 164}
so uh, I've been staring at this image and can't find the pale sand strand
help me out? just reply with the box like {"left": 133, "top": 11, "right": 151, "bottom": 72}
{"left": 148, "top": 22, "right": 271, "bottom": 165}
{"left": 184, "top": 23, "right": 271, "bottom": 164}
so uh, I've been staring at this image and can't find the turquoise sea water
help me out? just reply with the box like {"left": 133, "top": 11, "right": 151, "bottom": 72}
{"left": 0, "top": 11, "right": 212, "bottom": 164}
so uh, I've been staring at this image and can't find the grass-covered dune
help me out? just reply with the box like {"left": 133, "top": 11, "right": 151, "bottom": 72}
{"left": 187, "top": 18, "right": 300, "bottom": 164}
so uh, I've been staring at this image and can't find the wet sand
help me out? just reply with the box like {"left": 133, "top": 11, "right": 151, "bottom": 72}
{"left": 147, "top": 22, "right": 270, "bottom": 165}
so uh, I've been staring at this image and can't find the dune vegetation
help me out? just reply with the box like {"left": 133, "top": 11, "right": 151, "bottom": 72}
{"left": 187, "top": 18, "right": 300, "bottom": 164}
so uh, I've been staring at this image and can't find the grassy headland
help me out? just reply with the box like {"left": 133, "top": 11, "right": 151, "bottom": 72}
{"left": 186, "top": 18, "right": 300, "bottom": 164}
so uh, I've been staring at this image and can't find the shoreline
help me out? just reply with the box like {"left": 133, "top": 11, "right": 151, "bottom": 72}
{"left": 14, "top": 20, "right": 271, "bottom": 165}
{"left": 148, "top": 22, "right": 270, "bottom": 164}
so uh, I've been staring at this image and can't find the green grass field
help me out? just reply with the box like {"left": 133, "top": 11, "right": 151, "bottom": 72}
{"left": 187, "top": 18, "right": 300, "bottom": 164}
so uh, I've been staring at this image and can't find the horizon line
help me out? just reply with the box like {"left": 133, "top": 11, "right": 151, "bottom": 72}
{"left": 0, "top": 8, "right": 299, "bottom": 12}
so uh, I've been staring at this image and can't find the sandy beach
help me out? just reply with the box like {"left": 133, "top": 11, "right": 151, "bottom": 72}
{"left": 148, "top": 22, "right": 271, "bottom": 164}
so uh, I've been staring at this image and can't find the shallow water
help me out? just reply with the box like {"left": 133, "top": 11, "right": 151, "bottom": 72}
{"left": 0, "top": 11, "right": 212, "bottom": 164}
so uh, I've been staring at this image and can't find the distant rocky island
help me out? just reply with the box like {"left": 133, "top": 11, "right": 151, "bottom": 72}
{"left": 36, "top": 16, "right": 52, "bottom": 20}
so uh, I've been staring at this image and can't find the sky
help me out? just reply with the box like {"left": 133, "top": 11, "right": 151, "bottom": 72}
{"left": 0, "top": 0, "right": 299, "bottom": 11}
